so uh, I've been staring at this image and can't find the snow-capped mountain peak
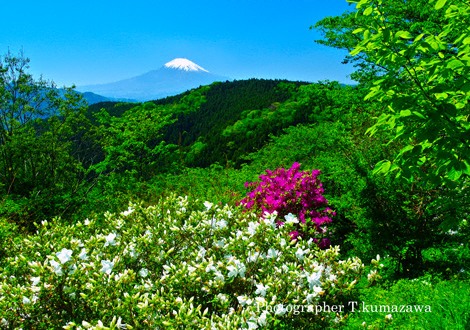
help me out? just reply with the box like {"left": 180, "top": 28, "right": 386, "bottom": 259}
{"left": 164, "top": 58, "right": 209, "bottom": 72}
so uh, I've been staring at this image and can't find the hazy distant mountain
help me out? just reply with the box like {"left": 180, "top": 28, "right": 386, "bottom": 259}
{"left": 80, "top": 91, "right": 137, "bottom": 104}
{"left": 77, "top": 58, "right": 229, "bottom": 101}
{"left": 80, "top": 91, "right": 112, "bottom": 104}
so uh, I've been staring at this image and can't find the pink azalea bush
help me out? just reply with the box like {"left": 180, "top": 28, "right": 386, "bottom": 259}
{"left": 240, "top": 162, "right": 334, "bottom": 247}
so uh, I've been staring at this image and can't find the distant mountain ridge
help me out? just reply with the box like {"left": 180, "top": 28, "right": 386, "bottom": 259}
{"left": 77, "top": 58, "right": 229, "bottom": 101}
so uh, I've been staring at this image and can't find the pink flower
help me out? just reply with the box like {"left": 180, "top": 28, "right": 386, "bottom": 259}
{"left": 240, "top": 163, "right": 334, "bottom": 248}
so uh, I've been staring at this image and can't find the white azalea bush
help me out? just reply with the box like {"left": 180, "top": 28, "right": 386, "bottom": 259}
{"left": 0, "top": 195, "right": 380, "bottom": 329}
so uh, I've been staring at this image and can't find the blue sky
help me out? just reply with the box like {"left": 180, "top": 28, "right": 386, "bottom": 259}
{"left": 1, "top": 0, "right": 355, "bottom": 87}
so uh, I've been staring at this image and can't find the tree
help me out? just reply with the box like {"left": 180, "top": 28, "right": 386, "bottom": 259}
{"left": 316, "top": 0, "right": 470, "bottom": 185}
{"left": 93, "top": 102, "right": 178, "bottom": 181}
{"left": 314, "top": 0, "right": 446, "bottom": 85}
{"left": 0, "top": 51, "right": 91, "bottom": 228}
{"left": 314, "top": 0, "right": 470, "bottom": 274}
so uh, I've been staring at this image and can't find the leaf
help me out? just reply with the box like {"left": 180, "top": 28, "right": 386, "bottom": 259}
{"left": 434, "top": 92, "right": 448, "bottom": 100}
{"left": 414, "top": 33, "right": 425, "bottom": 42}
{"left": 350, "top": 46, "right": 364, "bottom": 56}
{"left": 400, "top": 110, "right": 412, "bottom": 117}
{"left": 395, "top": 31, "right": 413, "bottom": 39}
{"left": 447, "top": 168, "right": 462, "bottom": 181}
{"left": 435, "top": 0, "right": 447, "bottom": 10}
{"left": 363, "top": 7, "right": 373, "bottom": 16}
{"left": 412, "top": 111, "right": 426, "bottom": 119}
{"left": 464, "top": 160, "right": 470, "bottom": 176}
{"left": 446, "top": 59, "right": 464, "bottom": 69}
{"left": 373, "top": 160, "right": 392, "bottom": 175}
{"left": 398, "top": 145, "right": 414, "bottom": 156}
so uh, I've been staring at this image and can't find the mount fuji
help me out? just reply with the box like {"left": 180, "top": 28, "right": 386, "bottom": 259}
{"left": 78, "top": 58, "right": 229, "bottom": 101}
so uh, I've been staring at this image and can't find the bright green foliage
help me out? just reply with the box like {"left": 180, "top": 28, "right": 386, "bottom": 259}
{"left": 345, "top": 277, "right": 470, "bottom": 329}
{"left": 347, "top": 0, "right": 470, "bottom": 184}
{"left": 159, "top": 79, "right": 304, "bottom": 167}
{"left": 314, "top": 0, "right": 469, "bottom": 268}
{"left": 0, "top": 195, "right": 380, "bottom": 329}
{"left": 0, "top": 51, "right": 92, "bottom": 228}
{"left": 93, "top": 102, "right": 177, "bottom": 180}
{"left": 314, "top": 0, "right": 446, "bottom": 85}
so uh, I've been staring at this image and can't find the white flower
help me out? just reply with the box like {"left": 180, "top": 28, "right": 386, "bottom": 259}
{"left": 50, "top": 259, "right": 63, "bottom": 276}
{"left": 139, "top": 268, "right": 149, "bottom": 278}
{"left": 255, "top": 283, "right": 269, "bottom": 297}
{"left": 217, "top": 293, "right": 228, "bottom": 303}
{"left": 263, "top": 211, "right": 277, "bottom": 228}
{"left": 247, "top": 251, "right": 262, "bottom": 263}
{"left": 274, "top": 303, "right": 286, "bottom": 315}
{"left": 295, "top": 247, "right": 309, "bottom": 261}
{"left": 22, "top": 296, "right": 31, "bottom": 304}
{"left": 121, "top": 206, "right": 134, "bottom": 217}
{"left": 204, "top": 201, "right": 213, "bottom": 210}
{"left": 237, "top": 295, "right": 252, "bottom": 306}
{"left": 258, "top": 311, "right": 268, "bottom": 326}
{"left": 306, "top": 293, "right": 316, "bottom": 303}
{"left": 100, "top": 260, "right": 114, "bottom": 275}
{"left": 126, "top": 244, "right": 138, "bottom": 258}
{"left": 312, "top": 285, "right": 323, "bottom": 296}
{"left": 284, "top": 213, "right": 298, "bottom": 224}
{"left": 56, "top": 248, "right": 73, "bottom": 264}
{"left": 68, "top": 263, "right": 77, "bottom": 275}
{"left": 385, "top": 314, "right": 393, "bottom": 320}
{"left": 115, "top": 317, "right": 126, "bottom": 329}
{"left": 78, "top": 248, "right": 88, "bottom": 261}
{"left": 214, "top": 219, "right": 227, "bottom": 229}
{"left": 368, "top": 270, "right": 378, "bottom": 281}
{"left": 263, "top": 217, "right": 276, "bottom": 228}
{"left": 115, "top": 219, "right": 124, "bottom": 229}
{"left": 214, "top": 270, "right": 225, "bottom": 282}
{"left": 227, "top": 260, "right": 246, "bottom": 278}
{"left": 197, "top": 246, "right": 207, "bottom": 260}
{"left": 247, "top": 318, "right": 258, "bottom": 329}
{"left": 247, "top": 221, "right": 259, "bottom": 236}
{"left": 104, "top": 233, "right": 117, "bottom": 247}
{"left": 84, "top": 218, "right": 91, "bottom": 225}
{"left": 307, "top": 271, "right": 322, "bottom": 289}
{"left": 227, "top": 265, "right": 238, "bottom": 278}
{"left": 254, "top": 297, "right": 266, "bottom": 306}
{"left": 214, "top": 238, "right": 226, "bottom": 248}
{"left": 30, "top": 277, "right": 40, "bottom": 286}
{"left": 206, "top": 263, "right": 216, "bottom": 273}
{"left": 267, "top": 248, "right": 281, "bottom": 259}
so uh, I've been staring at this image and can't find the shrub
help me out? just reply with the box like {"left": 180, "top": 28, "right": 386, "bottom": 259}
{"left": 240, "top": 163, "right": 334, "bottom": 246}
{"left": 0, "top": 195, "right": 379, "bottom": 329}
